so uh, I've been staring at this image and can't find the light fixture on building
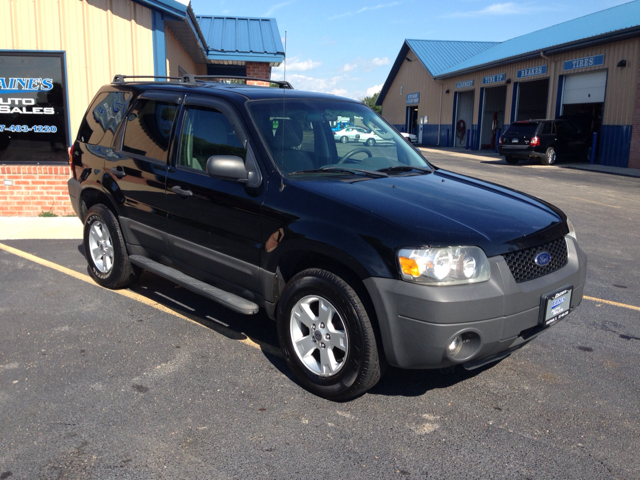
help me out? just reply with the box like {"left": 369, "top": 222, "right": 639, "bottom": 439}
{"left": 405, "top": 57, "right": 412, "bottom": 62}
{"left": 445, "top": 89, "right": 450, "bottom": 94}
{"left": 617, "top": 59, "right": 627, "bottom": 67}
{"left": 506, "top": 78, "right": 512, "bottom": 84}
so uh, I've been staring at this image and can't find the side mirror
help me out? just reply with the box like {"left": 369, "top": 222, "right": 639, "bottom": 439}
{"left": 206, "top": 150, "right": 262, "bottom": 188}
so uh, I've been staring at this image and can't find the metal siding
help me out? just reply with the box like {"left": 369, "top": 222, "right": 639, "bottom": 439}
{"left": 0, "top": 0, "right": 154, "bottom": 139}
{"left": 195, "top": 15, "right": 285, "bottom": 56}
{"left": 438, "top": 2, "right": 640, "bottom": 75}
{"left": 598, "top": 125, "right": 632, "bottom": 167}
{"left": 165, "top": 25, "right": 205, "bottom": 76}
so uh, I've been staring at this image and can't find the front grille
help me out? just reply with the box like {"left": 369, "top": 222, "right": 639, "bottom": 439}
{"left": 503, "top": 238, "right": 568, "bottom": 283}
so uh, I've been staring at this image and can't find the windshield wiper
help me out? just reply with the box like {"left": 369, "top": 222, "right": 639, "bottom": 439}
{"left": 376, "top": 165, "right": 433, "bottom": 175}
{"left": 289, "top": 166, "right": 388, "bottom": 178}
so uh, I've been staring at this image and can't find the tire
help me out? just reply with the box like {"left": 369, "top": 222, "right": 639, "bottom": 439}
{"left": 365, "top": 138, "right": 375, "bottom": 147}
{"left": 340, "top": 136, "right": 348, "bottom": 144}
{"left": 277, "top": 268, "right": 382, "bottom": 401}
{"left": 542, "top": 146, "right": 557, "bottom": 165}
{"left": 83, "top": 204, "right": 140, "bottom": 289}
{"left": 504, "top": 156, "right": 519, "bottom": 165}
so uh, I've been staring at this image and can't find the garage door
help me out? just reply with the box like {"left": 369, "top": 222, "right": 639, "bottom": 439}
{"left": 563, "top": 70, "right": 607, "bottom": 105}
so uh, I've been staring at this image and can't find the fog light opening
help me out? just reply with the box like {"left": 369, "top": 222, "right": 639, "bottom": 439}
{"left": 448, "top": 336, "right": 462, "bottom": 356}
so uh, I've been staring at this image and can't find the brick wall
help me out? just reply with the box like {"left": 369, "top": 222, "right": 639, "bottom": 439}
{"left": 246, "top": 62, "right": 271, "bottom": 86}
{"left": 0, "top": 165, "right": 73, "bottom": 217}
{"left": 628, "top": 59, "right": 640, "bottom": 169}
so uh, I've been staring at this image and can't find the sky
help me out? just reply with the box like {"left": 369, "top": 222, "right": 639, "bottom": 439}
{"left": 189, "top": 0, "right": 633, "bottom": 100}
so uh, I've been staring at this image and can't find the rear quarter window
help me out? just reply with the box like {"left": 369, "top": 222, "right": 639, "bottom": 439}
{"left": 77, "top": 91, "right": 130, "bottom": 146}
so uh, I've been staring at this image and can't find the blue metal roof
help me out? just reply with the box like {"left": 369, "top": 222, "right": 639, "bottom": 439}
{"left": 406, "top": 40, "right": 500, "bottom": 76}
{"left": 195, "top": 16, "right": 285, "bottom": 64}
{"left": 376, "top": 40, "right": 498, "bottom": 105}
{"left": 437, "top": 1, "right": 640, "bottom": 77}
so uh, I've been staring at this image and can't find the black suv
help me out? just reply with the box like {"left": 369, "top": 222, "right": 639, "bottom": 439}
{"left": 68, "top": 75, "right": 587, "bottom": 400}
{"left": 498, "top": 119, "right": 590, "bottom": 165}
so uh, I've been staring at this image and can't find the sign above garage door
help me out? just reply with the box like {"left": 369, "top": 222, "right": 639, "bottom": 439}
{"left": 563, "top": 54, "right": 604, "bottom": 71}
{"left": 563, "top": 70, "right": 607, "bottom": 104}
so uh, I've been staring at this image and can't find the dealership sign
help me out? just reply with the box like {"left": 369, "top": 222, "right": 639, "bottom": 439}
{"left": 563, "top": 54, "right": 604, "bottom": 71}
{"left": 406, "top": 92, "right": 420, "bottom": 104}
{"left": 0, "top": 52, "right": 69, "bottom": 163}
{"left": 483, "top": 73, "right": 505, "bottom": 85}
{"left": 456, "top": 79, "right": 474, "bottom": 89}
{"left": 517, "top": 65, "right": 547, "bottom": 79}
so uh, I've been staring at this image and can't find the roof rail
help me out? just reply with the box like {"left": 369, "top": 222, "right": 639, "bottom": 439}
{"left": 112, "top": 74, "right": 185, "bottom": 84}
{"left": 182, "top": 74, "right": 293, "bottom": 89}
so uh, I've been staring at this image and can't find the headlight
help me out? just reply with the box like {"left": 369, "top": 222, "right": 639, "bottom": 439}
{"left": 398, "top": 246, "right": 491, "bottom": 285}
{"left": 566, "top": 218, "right": 577, "bottom": 241}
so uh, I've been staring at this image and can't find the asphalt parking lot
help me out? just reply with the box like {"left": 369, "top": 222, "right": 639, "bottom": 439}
{"left": 1, "top": 154, "right": 639, "bottom": 479}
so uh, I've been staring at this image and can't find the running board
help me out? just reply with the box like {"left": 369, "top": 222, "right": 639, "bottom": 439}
{"left": 129, "top": 255, "right": 259, "bottom": 315}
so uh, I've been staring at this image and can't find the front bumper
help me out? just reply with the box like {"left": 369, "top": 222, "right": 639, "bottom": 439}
{"left": 364, "top": 237, "right": 587, "bottom": 369}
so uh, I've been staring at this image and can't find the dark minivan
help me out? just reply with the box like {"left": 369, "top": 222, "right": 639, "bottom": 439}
{"left": 68, "top": 75, "right": 587, "bottom": 400}
{"left": 499, "top": 119, "right": 590, "bottom": 165}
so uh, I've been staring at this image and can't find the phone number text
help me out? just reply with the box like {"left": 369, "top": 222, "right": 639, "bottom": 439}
{"left": 0, "top": 125, "right": 58, "bottom": 133}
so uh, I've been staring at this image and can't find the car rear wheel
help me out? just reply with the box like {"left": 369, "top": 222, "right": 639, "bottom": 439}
{"left": 504, "top": 156, "right": 519, "bottom": 165}
{"left": 277, "top": 268, "right": 382, "bottom": 401}
{"left": 365, "top": 138, "right": 375, "bottom": 147}
{"left": 340, "top": 136, "right": 348, "bottom": 144}
{"left": 83, "top": 204, "right": 140, "bottom": 289}
{"left": 542, "top": 146, "right": 557, "bottom": 165}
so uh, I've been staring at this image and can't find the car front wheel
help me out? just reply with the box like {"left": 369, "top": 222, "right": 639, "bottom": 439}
{"left": 365, "top": 138, "right": 375, "bottom": 146}
{"left": 83, "top": 204, "right": 140, "bottom": 289}
{"left": 277, "top": 268, "right": 382, "bottom": 401}
{"left": 543, "top": 146, "right": 557, "bottom": 165}
{"left": 340, "top": 136, "right": 348, "bottom": 144}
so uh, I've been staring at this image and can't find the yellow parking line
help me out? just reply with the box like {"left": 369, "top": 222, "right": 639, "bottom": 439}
{"left": 570, "top": 196, "right": 620, "bottom": 208}
{"left": 0, "top": 242, "right": 281, "bottom": 357}
{"left": 584, "top": 295, "right": 640, "bottom": 312}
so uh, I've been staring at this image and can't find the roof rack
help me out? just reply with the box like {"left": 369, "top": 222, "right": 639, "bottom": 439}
{"left": 112, "top": 74, "right": 185, "bottom": 84}
{"left": 111, "top": 74, "right": 294, "bottom": 89}
{"left": 182, "top": 74, "right": 293, "bottom": 89}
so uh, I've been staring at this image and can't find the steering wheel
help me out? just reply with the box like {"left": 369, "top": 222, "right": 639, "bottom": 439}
{"left": 338, "top": 147, "right": 372, "bottom": 164}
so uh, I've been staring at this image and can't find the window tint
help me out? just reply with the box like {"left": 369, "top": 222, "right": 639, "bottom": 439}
{"left": 178, "top": 106, "right": 245, "bottom": 171}
{"left": 247, "top": 99, "right": 429, "bottom": 174}
{"left": 77, "top": 91, "right": 130, "bottom": 146}
{"left": 541, "top": 122, "right": 552, "bottom": 135}
{"left": 122, "top": 99, "right": 178, "bottom": 161}
{"left": 554, "top": 122, "right": 567, "bottom": 135}
{"left": 505, "top": 123, "right": 538, "bottom": 135}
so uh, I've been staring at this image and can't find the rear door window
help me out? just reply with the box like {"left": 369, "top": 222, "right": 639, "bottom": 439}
{"left": 122, "top": 99, "right": 178, "bottom": 162}
{"left": 541, "top": 122, "right": 552, "bottom": 135}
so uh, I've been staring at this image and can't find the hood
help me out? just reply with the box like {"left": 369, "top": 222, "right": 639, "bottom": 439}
{"left": 296, "top": 169, "right": 566, "bottom": 257}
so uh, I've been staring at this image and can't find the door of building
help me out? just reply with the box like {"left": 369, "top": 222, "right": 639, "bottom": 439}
{"left": 454, "top": 91, "right": 474, "bottom": 148}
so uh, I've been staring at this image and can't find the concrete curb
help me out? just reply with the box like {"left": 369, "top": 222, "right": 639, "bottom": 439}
{"left": 0, "top": 216, "right": 83, "bottom": 240}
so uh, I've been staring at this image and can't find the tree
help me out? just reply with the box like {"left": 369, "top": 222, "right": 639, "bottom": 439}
{"left": 362, "top": 92, "right": 382, "bottom": 114}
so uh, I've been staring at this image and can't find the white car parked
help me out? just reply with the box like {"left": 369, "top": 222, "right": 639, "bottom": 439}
{"left": 334, "top": 126, "right": 388, "bottom": 146}
{"left": 401, "top": 132, "right": 418, "bottom": 143}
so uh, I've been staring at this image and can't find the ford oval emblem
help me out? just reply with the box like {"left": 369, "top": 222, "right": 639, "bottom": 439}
{"left": 535, "top": 252, "right": 551, "bottom": 266}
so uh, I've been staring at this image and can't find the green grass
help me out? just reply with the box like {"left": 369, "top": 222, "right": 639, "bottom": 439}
{"left": 38, "top": 211, "right": 58, "bottom": 217}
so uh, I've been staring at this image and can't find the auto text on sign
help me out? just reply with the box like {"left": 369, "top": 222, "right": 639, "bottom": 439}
{"left": 563, "top": 54, "right": 604, "bottom": 71}
{"left": 406, "top": 92, "right": 420, "bottom": 104}
{"left": 516, "top": 65, "right": 547, "bottom": 79}
{"left": 482, "top": 73, "right": 505, "bottom": 85}
{"left": 456, "top": 80, "right": 473, "bottom": 89}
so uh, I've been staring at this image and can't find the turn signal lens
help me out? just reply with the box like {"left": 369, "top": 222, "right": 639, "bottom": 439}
{"left": 399, "top": 256, "right": 421, "bottom": 277}
{"left": 530, "top": 136, "right": 540, "bottom": 146}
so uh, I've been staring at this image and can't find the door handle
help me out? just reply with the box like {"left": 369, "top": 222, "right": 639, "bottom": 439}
{"left": 110, "top": 167, "right": 126, "bottom": 178}
{"left": 171, "top": 185, "right": 193, "bottom": 197}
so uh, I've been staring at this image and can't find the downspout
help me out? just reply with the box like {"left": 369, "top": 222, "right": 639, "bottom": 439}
{"left": 437, "top": 80, "right": 443, "bottom": 145}
{"left": 540, "top": 51, "right": 554, "bottom": 119}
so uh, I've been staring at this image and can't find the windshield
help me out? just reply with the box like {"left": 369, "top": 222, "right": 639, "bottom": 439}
{"left": 247, "top": 99, "right": 430, "bottom": 175}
